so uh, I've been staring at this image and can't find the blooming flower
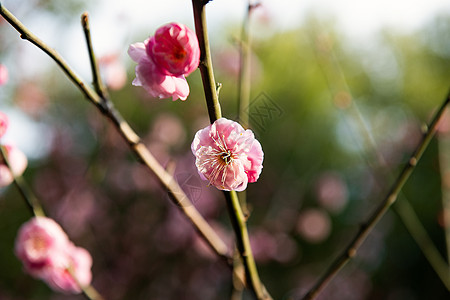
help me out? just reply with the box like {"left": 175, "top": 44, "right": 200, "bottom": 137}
{"left": 14, "top": 217, "right": 70, "bottom": 277}
{"left": 15, "top": 217, "right": 93, "bottom": 294}
{"left": 146, "top": 22, "right": 200, "bottom": 77}
{"left": 128, "top": 22, "right": 199, "bottom": 101}
{"left": 191, "top": 118, "right": 263, "bottom": 191}
{"left": 128, "top": 41, "right": 189, "bottom": 101}
{"left": 0, "top": 144, "right": 28, "bottom": 187}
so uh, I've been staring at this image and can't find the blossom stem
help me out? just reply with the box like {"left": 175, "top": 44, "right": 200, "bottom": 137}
{"left": 225, "top": 191, "right": 271, "bottom": 300}
{"left": 0, "top": 145, "right": 44, "bottom": 217}
{"left": 192, "top": 0, "right": 221, "bottom": 122}
{"left": 191, "top": 1, "right": 271, "bottom": 299}
{"left": 0, "top": 2, "right": 230, "bottom": 263}
{"left": 302, "top": 90, "right": 450, "bottom": 300}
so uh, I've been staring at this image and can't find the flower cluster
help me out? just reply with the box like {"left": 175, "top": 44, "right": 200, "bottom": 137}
{"left": 0, "top": 111, "right": 28, "bottom": 187}
{"left": 128, "top": 22, "right": 200, "bottom": 101}
{"left": 191, "top": 118, "right": 264, "bottom": 191}
{"left": 15, "top": 217, "right": 93, "bottom": 294}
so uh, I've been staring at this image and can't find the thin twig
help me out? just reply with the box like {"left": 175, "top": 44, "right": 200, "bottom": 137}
{"left": 393, "top": 198, "right": 450, "bottom": 290}
{"left": 302, "top": 90, "right": 450, "bottom": 300}
{"left": 231, "top": 249, "right": 245, "bottom": 300}
{"left": 0, "top": 2, "right": 230, "bottom": 263}
{"left": 233, "top": 3, "right": 257, "bottom": 293}
{"left": 237, "top": 1, "right": 252, "bottom": 128}
{"left": 236, "top": 0, "right": 260, "bottom": 221}
{"left": 0, "top": 145, "right": 44, "bottom": 217}
{"left": 191, "top": 1, "right": 271, "bottom": 299}
{"left": 308, "top": 25, "right": 450, "bottom": 294}
{"left": 81, "top": 12, "right": 108, "bottom": 99}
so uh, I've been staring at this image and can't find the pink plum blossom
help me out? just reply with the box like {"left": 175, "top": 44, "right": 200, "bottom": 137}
{"left": 15, "top": 217, "right": 93, "bottom": 294}
{"left": 0, "top": 64, "right": 8, "bottom": 86}
{"left": 191, "top": 118, "right": 263, "bottom": 191}
{"left": 14, "top": 217, "right": 70, "bottom": 277}
{"left": 146, "top": 22, "right": 200, "bottom": 76}
{"left": 0, "top": 144, "right": 28, "bottom": 187}
{"left": 128, "top": 41, "right": 189, "bottom": 101}
{"left": 0, "top": 111, "right": 8, "bottom": 138}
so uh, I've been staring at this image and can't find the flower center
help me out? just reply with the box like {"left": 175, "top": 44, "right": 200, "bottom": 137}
{"left": 172, "top": 47, "right": 186, "bottom": 61}
{"left": 220, "top": 150, "right": 233, "bottom": 165}
{"left": 32, "top": 235, "right": 47, "bottom": 251}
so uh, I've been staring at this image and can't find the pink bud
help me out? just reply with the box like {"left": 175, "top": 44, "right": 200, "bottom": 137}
{"left": 0, "top": 144, "right": 28, "bottom": 187}
{"left": 191, "top": 118, "right": 264, "bottom": 191}
{"left": 0, "top": 64, "right": 8, "bottom": 86}
{"left": 128, "top": 41, "right": 189, "bottom": 101}
{"left": 146, "top": 22, "right": 200, "bottom": 77}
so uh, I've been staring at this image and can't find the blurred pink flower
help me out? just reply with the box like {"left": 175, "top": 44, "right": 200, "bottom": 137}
{"left": 215, "top": 48, "right": 263, "bottom": 83}
{"left": 0, "top": 64, "right": 8, "bottom": 86}
{"left": 15, "top": 82, "right": 49, "bottom": 118}
{"left": 437, "top": 108, "right": 450, "bottom": 134}
{"left": 315, "top": 172, "right": 348, "bottom": 214}
{"left": 296, "top": 208, "right": 331, "bottom": 244}
{"left": 250, "top": 229, "right": 278, "bottom": 263}
{"left": 191, "top": 118, "right": 263, "bottom": 191}
{"left": 44, "top": 245, "right": 93, "bottom": 294}
{"left": 146, "top": 22, "right": 200, "bottom": 77}
{"left": 149, "top": 113, "right": 186, "bottom": 147}
{"left": 128, "top": 41, "right": 189, "bottom": 101}
{"left": 14, "top": 217, "right": 70, "bottom": 277}
{"left": 0, "top": 144, "right": 28, "bottom": 187}
{"left": 15, "top": 217, "right": 93, "bottom": 294}
{"left": 0, "top": 111, "right": 8, "bottom": 138}
{"left": 99, "top": 54, "right": 127, "bottom": 91}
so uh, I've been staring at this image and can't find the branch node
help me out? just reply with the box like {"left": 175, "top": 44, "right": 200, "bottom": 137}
{"left": 347, "top": 248, "right": 357, "bottom": 258}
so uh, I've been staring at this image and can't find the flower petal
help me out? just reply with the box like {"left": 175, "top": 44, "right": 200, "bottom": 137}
{"left": 127, "top": 42, "right": 147, "bottom": 62}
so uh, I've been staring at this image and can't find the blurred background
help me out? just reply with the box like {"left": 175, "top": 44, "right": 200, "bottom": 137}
{"left": 1, "top": 0, "right": 450, "bottom": 299}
